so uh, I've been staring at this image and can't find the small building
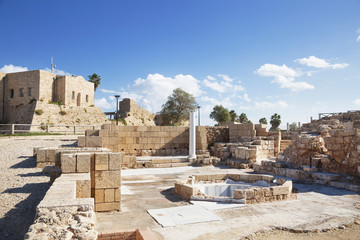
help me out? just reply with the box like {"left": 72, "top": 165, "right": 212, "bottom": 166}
{"left": 0, "top": 70, "right": 106, "bottom": 127}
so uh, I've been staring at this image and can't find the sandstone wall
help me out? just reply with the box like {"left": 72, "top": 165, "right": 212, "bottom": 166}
{"left": 80, "top": 125, "right": 208, "bottom": 155}
{"left": 0, "top": 72, "right": 7, "bottom": 121}
{"left": 205, "top": 126, "right": 229, "bottom": 144}
{"left": 118, "top": 98, "right": 156, "bottom": 126}
{"left": 30, "top": 101, "right": 108, "bottom": 127}
{"left": 38, "top": 70, "right": 56, "bottom": 103}
{"left": 283, "top": 129, "right": 360, "bottom": 176}
{"left": 57, "top": 75, "right": 94, "bottom": 107}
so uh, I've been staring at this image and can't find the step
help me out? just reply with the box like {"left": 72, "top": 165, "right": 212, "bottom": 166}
{"left": 152, "top": 162, "right": 192, "bottom": 168}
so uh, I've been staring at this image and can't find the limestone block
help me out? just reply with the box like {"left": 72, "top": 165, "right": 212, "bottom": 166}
{"left": 234, "top": 189, "right": 246, "bottom": 199}
{"left": 95, "top": 189, "right": 104, "bottom": 203}
{"left": 95, "top": 153, "right": 109, "bottom": 171}
{"left": 76, "top": 153, "right": 91, "bottom": 173}
{"left": 76, "top": 179, "right": 91, "bottom": 198}
{"left": 104, "top": 189, "right": 115, "bottom": 202}
{"left": 115, "top": 188, "right": 121, "bottom": 202}
{"left": 95, "top": 202, "right": 120, "bottom": 212}
{"left": 46, "top": 148, "right": 56, "bottom": 163}
{"left": 94, "top": 170, "right": 121, "bottom": 189}
{"left": 108, "top": 153, "right": 122, "bottom": 170}
{"left": 86, "top": 136, "right": 103, "bottom": 147}
{"left": 37, "top": 149, "right": 46, "bottom": 163}
{"left": 78, "top": 136, "right": 86, "bottom": 147}
{"left": 271, "top": 186, "right": 289, "bottom": 195}
{"left": 61, "top": 154, "right": 76, "bottom": 173}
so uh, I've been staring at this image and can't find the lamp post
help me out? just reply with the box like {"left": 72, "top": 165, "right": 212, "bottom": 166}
{"left": 197, "top": 106, "right": 201, "bottom": 126}
{"left": 114, "top": 95, "right": 120, "bottom": 125}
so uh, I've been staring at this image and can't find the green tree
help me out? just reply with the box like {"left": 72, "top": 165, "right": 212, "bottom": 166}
{"left": 229, "top": 110, "right": 238, "bottom": 122}
{"left": 88, "top": 73, "right": 101, "bottom": 91}
{"left": 270, "top": 113, "right": 281, "bottom": 131}
{"left": 239, "top": 113, "right": 249, "bottom": 123}
{"left": 159, "top": 88, "right": 198, "bottom": 125}
{"left": 210, "top": 105, "right": 231, "bottom": 123}
{"left": 259, "top": 117, "right": 268, "bottom": 124}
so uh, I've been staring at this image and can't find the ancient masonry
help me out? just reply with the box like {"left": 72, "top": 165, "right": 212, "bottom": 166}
{"left": 0, "top": 70, "right": 107, "bottom": 127}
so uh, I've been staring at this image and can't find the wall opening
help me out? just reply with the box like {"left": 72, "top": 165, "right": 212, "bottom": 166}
{"left": 9, "top": 89, "right": 14, "bottom": 98}
{"left": 19, "top": 88, "right": 24, "bottom": 97}
{"left": 77, "top": 93, "right": 81, "bottom": 106}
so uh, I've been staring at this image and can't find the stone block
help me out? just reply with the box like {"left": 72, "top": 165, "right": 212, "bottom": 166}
{"left": 76, "top": 153, "right": 91, "bottom": 173}
{"left": 108, "top": 152, "right": 122, "bottom": 170}
{"left": 46, "top": 148, "right": 56, "bottom": 163}
{"left": 104, "top": 188, "right": 115, "bottom": 202}
{"left": 94, "top": 170, "right": 121, "bottom": 189}
{"left": 95, "top": 202, "right": 120, "bottom": 212}
{"left": 37, "top": 149, "right": 46, "bottom": 163}
{"left": 77, "top": 136, "right": 86, "bottom": 147}
{"left": 115, "top": 188, "right": 121, "bottom": 202}
{"left": 95, "top": 189, "right": 104, "bottom": 203}
{"left": 95, "top": 153, "right": 109, "bottom": 171}
{"left": 271, "top": 186, "right": 289, "bottom": 195}
{"left": 86, "top": 136, "right": 103, "bottom": 147}
{"left": 76, "top": 179, "right": 91, "bottom": 198}
{"left": 61, "top": 153, "right": 76, "bottom": 173}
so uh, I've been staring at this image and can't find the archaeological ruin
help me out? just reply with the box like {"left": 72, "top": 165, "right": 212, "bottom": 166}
{"left": 18, "top": 109, "right": 360, "bottom": 239}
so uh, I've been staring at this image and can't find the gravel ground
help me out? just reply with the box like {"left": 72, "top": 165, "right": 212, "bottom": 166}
{"left": 0, "top": 136, "right": 77, "bottom": 240}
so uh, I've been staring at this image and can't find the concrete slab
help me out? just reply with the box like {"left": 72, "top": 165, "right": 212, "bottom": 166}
{"left": 190, "top": 201, "right": 244, "bottom": 211}
{"left": 121, "top": 186, "right": 133, "bottom": 195}
{"left": 148, "top": 205, "right": 222, "bottom": 227}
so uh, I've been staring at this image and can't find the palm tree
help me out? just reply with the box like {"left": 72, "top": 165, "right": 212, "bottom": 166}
{"left": 229, "top": 110, "right": 238, "bottom": 122}
{"left": 88, "top": 73, "right": 101, "bottom": 91}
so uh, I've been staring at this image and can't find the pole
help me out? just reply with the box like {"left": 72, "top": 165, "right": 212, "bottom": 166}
{"left": 189, "top": 111, "right": 196, "bottom": 160}
{"left": 114, "top": 95, "right": 120, "bottom": 125}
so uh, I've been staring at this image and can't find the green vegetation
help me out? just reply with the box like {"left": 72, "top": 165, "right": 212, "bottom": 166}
{"left": 88, "top": 73, "right": 101, "bottom": 91}
{"left": 270, "top": 113, "right": 281, "bottom": 131}
{"left": 229, "top": 110, "right": 238, "bottom": 122}
{"left": 59, "top": 110, "right": 67, "bottom": 115}
{"left": 119, "top": 118, "right": 127, "bottom": 125}
{"left": 239, "top": 113, "right": 249, "bottom": 123}
{"left": 159, "top": 88, "right": 198, "bottom": 126}
{"left": 141, "top": 118, "right": 145, "bottom": 124}
{"left": 259, "top": 117, "right": 268, "bottom": 124}
{"left": 48, "top": 101, "right": 64, "bottom": 106}
{"left": 0, "top": 132, "right": 62, "bottom": 137}
{"left": 29, "top": 98, "right": 36, "bottom": 104}
{"left": 210, "top": 105, "right": 231, "bottom": 123}
{"left": 35, "top": 109, "right": 43, "bottom": 115}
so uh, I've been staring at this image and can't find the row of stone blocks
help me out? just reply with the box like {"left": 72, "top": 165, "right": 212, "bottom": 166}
{"left": 59, "top": 152, "right": 123, "bottom": 212}
{"left": 254, "top": 160, "right": 360, "bottom": 193}
{"left": 175, "top": 173, "right": 293, "bottom": 204}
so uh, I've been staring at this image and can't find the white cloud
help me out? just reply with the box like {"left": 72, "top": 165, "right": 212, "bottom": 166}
{"left": 43, "top": 67, "right": 73, "bottom": 76}
{"left": 203, "top": 75, "right": 244, "bottom": 93}
{"left": 94, "top": 97, "right": 114, "bottom": 110}
{"left": 357, "top": 28, "right": 360, "bottom": 42}
{"left": 254, "top": 101, "right": 288, "bottom": 109}
{"left": 255, "top": 63, "right": 315, "bottom": 91}
{"left": 0, "top": 64, "right": 28, "bottom": 73}
{"left": 354, "top": 99, "right": 360, "bottom": 106}
{"left": 218, "top": 74, "right": 233, "bottom": 82}
{"left": 201, "top": 96, "right": 221, "bottom": 105}
{"left": 206, "top": 75, "right": 216, "bottom": 81}
{"left": 119, "top": 73, "right": 202, "bottom": 113}
{"left": 295, "top": 56, "right": 348, "bottom": 69}
{"left": 100, "top": 89, "right": 121, "bottom": 94}
{"left": 243, "top": 93, "right": 251, "bottom": 102}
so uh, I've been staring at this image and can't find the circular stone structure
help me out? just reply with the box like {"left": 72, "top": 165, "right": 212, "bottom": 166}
{"left": 174, "top": 173, "right": 295, "bottom": 204}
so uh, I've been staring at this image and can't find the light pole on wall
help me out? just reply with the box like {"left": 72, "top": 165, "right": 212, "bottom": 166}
{"left": 114, "top": 95, "right": 120, "bottom": 125}
{"left": 197, "top": 106, "right": 201, "bottom": 126}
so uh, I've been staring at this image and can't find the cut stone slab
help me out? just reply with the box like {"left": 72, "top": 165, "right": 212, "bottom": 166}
{"left": 147, "top": 205, "right": 221, "bottom": 227}
{"left": 190, "top": 201, "right": 244, "bottom": 211}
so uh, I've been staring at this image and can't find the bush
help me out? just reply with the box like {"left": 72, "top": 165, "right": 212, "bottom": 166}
{"left": 35, "top": 109, "right": 43, "bottom": 115}
{"left": 29, "top": 98, "right": 36, "bottom": 104}
{"left": 59, "top": 110, "right": 67, "bottom": 115}
{"left": 48, "top": 101, "right": 64, "bottom": 106}
{"left": 119, "top": 118, "right": 127, "bottom": 125}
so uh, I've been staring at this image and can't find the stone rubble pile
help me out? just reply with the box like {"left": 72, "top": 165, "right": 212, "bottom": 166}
{"left": 25, "top": 205, "right": 97, "bottom": 240}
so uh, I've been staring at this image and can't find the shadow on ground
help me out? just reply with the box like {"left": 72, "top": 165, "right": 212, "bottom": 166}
{"left": 10, "top": 156, "right": 36, "bottom": 168}
{"left": 0, "top": 183, "right": 50, "bottom": 240}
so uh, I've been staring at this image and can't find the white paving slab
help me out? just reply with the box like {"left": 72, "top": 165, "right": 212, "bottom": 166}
{"left": 120, "top": 186, "right": 133, "bottom": 195}
{"left": 148, "top": 205, "right": 222, "bottom": 227}
{"left": 190, "top": 201, "right": 244, "bottom": 211}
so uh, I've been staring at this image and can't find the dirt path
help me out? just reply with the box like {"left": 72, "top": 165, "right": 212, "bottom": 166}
{"left": 0, "top": 136, "right": 76, "bottom": 240}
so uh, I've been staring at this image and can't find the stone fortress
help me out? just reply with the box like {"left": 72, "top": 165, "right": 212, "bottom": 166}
{"left": 0, "top": 70, "right": 107, "bottom": 127}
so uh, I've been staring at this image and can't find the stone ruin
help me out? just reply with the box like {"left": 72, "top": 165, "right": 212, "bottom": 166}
{"left": 26, "top": 110, "right": 360, "bottom": 239}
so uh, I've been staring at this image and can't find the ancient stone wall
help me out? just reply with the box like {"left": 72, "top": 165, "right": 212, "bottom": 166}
{"left": 79, "top": 125, "right": 208, "bottom": 155}
{"left": 118, "top": 98, "right": 157, "bottom": 126}
{"left": 0, "top": 72, "right": 7, "bottom": 121}
{"left": 205, "top": 126, "right": 229, "bottom": 144}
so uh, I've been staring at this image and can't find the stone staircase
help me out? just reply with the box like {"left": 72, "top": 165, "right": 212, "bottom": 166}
{"left": 136, "top": 156, "right": 192, "bottom": 168}
{"left": 280, "top": 140, "right": 292, "bottom": 153}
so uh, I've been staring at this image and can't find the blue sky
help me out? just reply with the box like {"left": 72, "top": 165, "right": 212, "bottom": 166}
{"left": 1, "top": 0, "right": 360, "bottom": 127}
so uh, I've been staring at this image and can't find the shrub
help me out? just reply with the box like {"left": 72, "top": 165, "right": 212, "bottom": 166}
{"left": 119, "top": 118, "right": 127, "bottom": 125}
{"left": 59, "top": 110, "right": 67, "bottom": 115}
{"left": 35, "top": 109, "right": 43, "bottom": 115}
{"left": 29, "top": 98, "right": 36, "bottom": 104}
